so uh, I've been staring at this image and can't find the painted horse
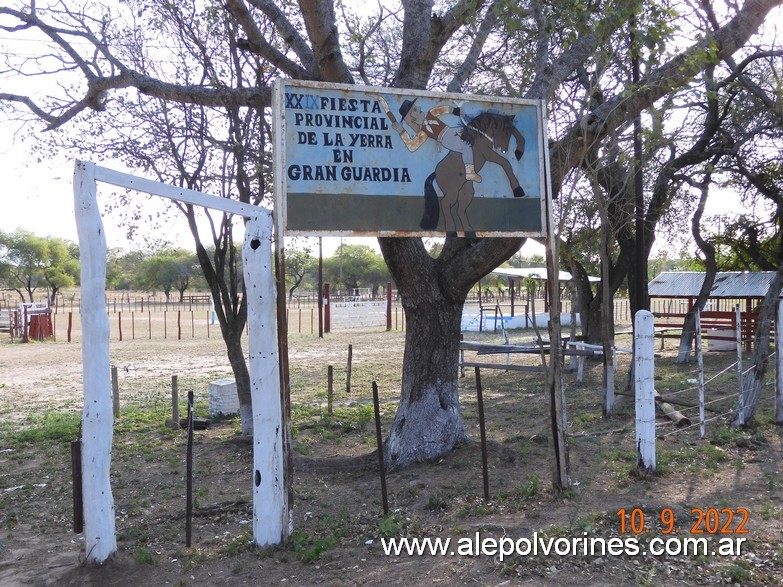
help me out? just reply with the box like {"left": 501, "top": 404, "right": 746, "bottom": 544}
{"left": 419, "top": 112, "right": 526, "bottom": 236}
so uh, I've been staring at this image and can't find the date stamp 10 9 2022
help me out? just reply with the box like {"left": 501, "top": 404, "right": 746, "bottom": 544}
{"left": 616, "top": 507, "right": 749, "bottom": 536}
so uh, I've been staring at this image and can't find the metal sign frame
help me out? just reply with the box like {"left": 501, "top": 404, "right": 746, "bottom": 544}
{"left": 273, "top": 79, "right": 550, "bottom": 238}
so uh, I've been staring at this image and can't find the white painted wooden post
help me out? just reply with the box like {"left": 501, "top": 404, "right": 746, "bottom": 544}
{"left": 695, "top": 309, "right": 706, "bottom": 438}
{"left": 73, "top": 161, "right": 117, "bottom": 563}
{"left": 634, "top": 310, "right": 655, "bottom": 472}
{"left": 242, "top": 213, "right": 288, "bottom": 546}
{"left": 776, "top": 301, "right": 783, "bottom": 425}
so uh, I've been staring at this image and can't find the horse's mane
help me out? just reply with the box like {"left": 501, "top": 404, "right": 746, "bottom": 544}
{"left": 459, "top": 112, "right": 515, "bottom": 146}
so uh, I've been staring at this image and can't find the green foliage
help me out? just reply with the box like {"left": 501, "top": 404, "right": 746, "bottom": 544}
{"left": 0, "top": 229, "right": 79, "bottom": 301}
{"left": 133, "top": 546, "right": 157, "bottom": 565}
{"left": 377, "top": 513, "right": 406, "bottom": 538}
{"left": 285, "top": 244, "right": 316, "bottom": 300}
{"left": 322, "top": 244, "right": 390, "bottom": 294}
{"left": 136, "top": 247, "right": 199, "bottom": 302}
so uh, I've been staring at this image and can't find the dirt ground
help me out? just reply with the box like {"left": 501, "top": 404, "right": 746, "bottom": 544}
{"left": 1, "top": 325, "right": 783, "bottom": 586}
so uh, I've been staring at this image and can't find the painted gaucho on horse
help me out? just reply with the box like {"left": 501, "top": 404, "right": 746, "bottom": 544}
{"left": 376, "top": 95, "right": 527, "bottom": 237}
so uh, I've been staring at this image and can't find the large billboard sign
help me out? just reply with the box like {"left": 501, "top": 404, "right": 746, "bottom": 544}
{"left": 273, "top": 80, "right": 549, "bottom": 238}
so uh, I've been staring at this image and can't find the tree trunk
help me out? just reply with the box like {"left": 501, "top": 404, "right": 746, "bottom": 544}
{"left": 186, "top": 209, "right": 253, "bottom": 435}
{"left": 225, "top": 328, "right": 252, "bottom": 435}
{"left": 379, "top": 236, "right": 522, "bottom": 470}
{"left": 731, "top": 264, "right": 783, "bottom": 427}
{"left": 678, "top": 175, "right": 718, "bottom": 363}
{"left": 384, "top": 295, "right": 469, "bottom": 469}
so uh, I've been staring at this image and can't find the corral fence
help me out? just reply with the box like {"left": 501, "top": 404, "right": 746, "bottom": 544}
{"left": 634, "top": 304, "right": 783, "bottom": 471}
{"left": 457, "top": 303, "right": 782, "bottom": 493}
{"left": 0, "top": 287, "right": 410, "bottom": 342}
{"left": 323, "top": 282, "right": 403, "bottom": 333}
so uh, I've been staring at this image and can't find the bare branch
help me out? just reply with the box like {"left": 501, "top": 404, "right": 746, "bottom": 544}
{"left": 446, "top": 1, "right": 501, "bottom": 93}
{"left": 247, "top": 0, "right": 318, "bottom": 74}
{"left": 225, "top": 0, "right": 311, "bottom": 79}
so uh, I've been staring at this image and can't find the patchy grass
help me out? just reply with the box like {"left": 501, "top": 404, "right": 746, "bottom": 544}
{"left": 1, "top": 326, "right": 782, "bottom": 586}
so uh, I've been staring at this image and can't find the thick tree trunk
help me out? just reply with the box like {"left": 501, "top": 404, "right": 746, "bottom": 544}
{"left": 379, "top": 236, "right": 522, "bottom": 469}
{"left": 384, "top": 295, "right": 469, "bottom": 469}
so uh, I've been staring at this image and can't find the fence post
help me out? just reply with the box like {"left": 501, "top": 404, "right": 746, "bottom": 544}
{"left": 695, "top": 309, "right": 706, "bottom": 438}
{"left": 777, "top": 301, "right": 783, "bottom": 425}
{"left": 634, "top": 310, "right": 655, "bottom": 472}
{"left": 324, "top": 283, "right": 331, "bottom": 334}
{"left": 327, "top": 365, "right": 334, "bottom": 416}
{"left": 735, "top": 304, "right": 744, "bottom": 421}
{"left": 386, "top": 282, "right": 392, "bottom": 331}
{"left": 111, "top": 365, "right": 120, "bottom": 418}
{"left": 168, "top": 375, "right": 180, "bottom": 429}
{"left": 346, "top": 345, "right": 352, "bottom": 395}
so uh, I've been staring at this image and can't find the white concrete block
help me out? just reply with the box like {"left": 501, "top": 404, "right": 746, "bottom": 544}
{"left": 208, "top": 377, "right": 240, "bottom": 416}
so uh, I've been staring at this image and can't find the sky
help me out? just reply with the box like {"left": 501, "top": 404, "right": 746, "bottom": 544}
{"left": 0, "top": 114, "right": 546, "bottom": 260}
{"left": 1, "top": 1, "right": 765, "bottom": 263}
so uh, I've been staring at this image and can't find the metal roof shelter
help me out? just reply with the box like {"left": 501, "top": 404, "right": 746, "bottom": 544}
{"left": 488, "top": 267, "right": 599, "bottom": 318}
{"left": 649, "top": 271, "right": 782, "bottom": 300}
{"left": 649, "top": 271, "right": 782, "bottom": 352}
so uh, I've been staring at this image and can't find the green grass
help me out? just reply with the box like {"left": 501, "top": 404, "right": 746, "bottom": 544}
{"left": 4, "top": 412, "right": 81, "bottom": 446}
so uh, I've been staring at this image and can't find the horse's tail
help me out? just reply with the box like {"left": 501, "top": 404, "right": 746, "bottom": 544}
{"left": 419, "top": 172, "right": 439, "bottom": 230}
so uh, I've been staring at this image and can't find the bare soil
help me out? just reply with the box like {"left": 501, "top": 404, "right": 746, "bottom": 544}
{"left": 1, "top": 326, "right": 782, "bottom": 586}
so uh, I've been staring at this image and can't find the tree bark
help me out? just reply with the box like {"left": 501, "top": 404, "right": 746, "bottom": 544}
{"left": 379, "top": 236, "right": 522, "bottom": 469}
{"left": 678, "top": 173, "right": 718, "bottom": 363}
{"left": 732, "top": 264, "right": 783, "bottom": 427}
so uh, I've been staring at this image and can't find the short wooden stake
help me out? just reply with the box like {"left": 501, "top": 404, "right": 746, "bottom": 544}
{"left": 327, "top": 365, "right": 334, "bottom": 416}
{"left": 346, "top": 345, "right": 353, "bottom": 395}
{"left": 67, "top": 311, "right": 73, "bottom": 342}
{"left": 372, "top": 381, "right": 389, "bottom": 516}
{"left": 111, "top": 365, "right": 120, "bottom": 418}
{"left": 167, "top": 375, "right": 180, "bottom": 429}
{"left": 71, "top": 439, "right": 83, "bottom": 534}
{"left": 118, "top": 312, "right": 123, "bottom": 342}
{"left": 186, "top": 391, "right": 194, "bottom": 547}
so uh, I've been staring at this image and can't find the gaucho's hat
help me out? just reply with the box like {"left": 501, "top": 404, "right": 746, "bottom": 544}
{"left": 399, "top": 98, "right": 417, "bottom": 120}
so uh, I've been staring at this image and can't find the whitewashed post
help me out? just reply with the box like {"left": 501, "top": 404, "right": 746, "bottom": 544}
{"left": 776, "top": 301, "right": 783, "bottom": 424}
{"left": 695, "top": 309, "right": 706, "bottom": 438}
{"left": 73, "top": 161, "right": 117, "bottom": 563}
{"left": 242, "top": 213, "right": 288, "bottom": 546}
{"left": 634, "top": 310, "right": 655, "bottom": 472}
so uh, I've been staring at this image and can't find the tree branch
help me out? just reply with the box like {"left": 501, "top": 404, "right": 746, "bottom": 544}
{"left": 225, "top": 0, "right": 311, "bottom": 79}
{"left": 297, "top": 0, "right": 353, "bottom": 83}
